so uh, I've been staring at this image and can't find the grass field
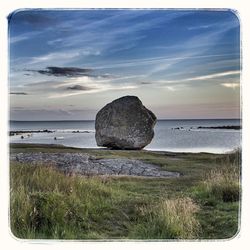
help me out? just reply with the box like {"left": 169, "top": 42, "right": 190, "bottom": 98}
{"left": 10, "top": 143, "right": 241, "bottom": 240}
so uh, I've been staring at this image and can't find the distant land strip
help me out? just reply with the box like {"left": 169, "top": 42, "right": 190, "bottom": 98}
{"left": 9, "top": 130, "right": 92, "bottom": 136}
{"left": 197, "top": 125, "right": 241, "bottom": 130}
{"left": 172, "top": 125, "right": 241, "bottom": 130}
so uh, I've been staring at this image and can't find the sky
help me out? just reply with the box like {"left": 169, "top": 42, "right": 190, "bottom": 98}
{"left": 9, "top": 9, "right": 241, "bottom": 121}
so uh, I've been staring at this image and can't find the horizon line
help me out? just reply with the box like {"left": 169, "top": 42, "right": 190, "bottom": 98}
{"left": 10, "top": 118, "right": 241, "bottom": 122}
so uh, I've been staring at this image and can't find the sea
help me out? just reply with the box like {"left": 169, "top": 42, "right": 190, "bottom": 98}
{"left": 9, "top": 119, "right": 241, "bottom": 154}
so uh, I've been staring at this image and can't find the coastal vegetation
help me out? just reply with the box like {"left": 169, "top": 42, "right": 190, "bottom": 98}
{"left": 10, "top": 144, "right": 240, "bottom": 240}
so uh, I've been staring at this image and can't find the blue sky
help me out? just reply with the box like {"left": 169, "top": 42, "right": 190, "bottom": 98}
{"left": 9, "top": 9, "right": 240, "bottom": 120}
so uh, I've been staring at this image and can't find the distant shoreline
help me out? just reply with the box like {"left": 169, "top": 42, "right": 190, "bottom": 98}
{"left": 172, "top": 125, "right": 241, "bottom": 130}
{"left": 9, "top": 124, "right": 242, "bottom": 136}
{"left": 9, "top": 129, "right": 93, "bottom": 136}
{"left": 197, "top": 125, "right": 241, "bottom": 130}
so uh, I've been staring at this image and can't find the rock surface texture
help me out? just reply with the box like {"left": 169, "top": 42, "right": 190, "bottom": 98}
{"left": 95, "top": 96, "right": 157, "bottom": 149}
{"left": 11, "top": 152, "right": 180, "bottom": 178}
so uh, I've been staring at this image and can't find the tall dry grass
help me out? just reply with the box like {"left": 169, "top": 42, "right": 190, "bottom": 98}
{"left": 132, "top": 197, "right": 200, "bottom": 239}
{"left": 193, "top": 150, "right": 241, "bottom": 203}
{"left": 202, "top": 163, "right": 240, "bottom": 202}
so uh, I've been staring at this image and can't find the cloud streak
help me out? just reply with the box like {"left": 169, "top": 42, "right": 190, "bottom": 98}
{"left": 10, "top": 31, "right": 43, "bottom": 44}
{"left": 176, "top": 70, "right": 240, "bottom": 82}
{"left": 221, "top": 83, "right": 240, "bottom": 89}
{"left": 66, "top": 85, "right": 95, "bottom": 91}
{"left": 26, "top": 66, "right": 116, "bottom": 80}
{"left": 10, "top": 92, "right": 28, "bottom": 95}
{"left": 32, "top": 66, "right": 93, "bottom": 77}
{"left": 151, "top": 70, "right": 240, "bottom": 85}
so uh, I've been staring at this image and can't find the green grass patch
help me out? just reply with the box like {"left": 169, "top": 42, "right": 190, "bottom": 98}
{"left": 190, "top": 150, "right": 241, "bottom": 239}
{"left": 192, "top": 153, "right": 240, "bottom": 203}
{"left": 10, "top": 163, "right": 129, "bottom": 239}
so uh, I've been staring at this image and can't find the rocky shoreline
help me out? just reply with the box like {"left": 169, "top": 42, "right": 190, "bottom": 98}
{"left": 9, "top": 129, "right": 54, "bottom": 136}
{"left": 10, "top": 152, "right": 180, "bottom": 178}
{"left": 9, "top": 130, "right": 93, "bottom": 136}
{"left": 172, "top": 125, "right": 241, "bottom": 130}
{"left": 196, "top": 125, "right": 241, "bottom": 130}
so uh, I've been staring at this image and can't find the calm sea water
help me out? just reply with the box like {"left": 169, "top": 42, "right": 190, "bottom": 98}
{"left": 9, "top": 119, "right": 241, "bottom": 153}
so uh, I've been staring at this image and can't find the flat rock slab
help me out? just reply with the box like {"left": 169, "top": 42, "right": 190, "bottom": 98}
{"left": 11, "top": 152, "right": 180, "bottom": 178}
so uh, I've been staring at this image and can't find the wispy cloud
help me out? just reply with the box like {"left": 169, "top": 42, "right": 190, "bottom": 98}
{"left": 25, "top": 66, "right": 116, "bottom": 82}
{"left": 91, "top": 53, "right": 238, "bottom": 71}
{"left": 48, "top": 83, "right": 139, "bottom": 99}
{"left": 10, "top": 31, "right": 43, "bottom": 44}
{"left": 142, "top": 70, "right": 240, "bottom": 91}
{"left": 140, "top": 81, "right": 152, "bottom": 85}
{"left": 187, "top": 24, "right": 212, "bottom": 30}
{"left": 177, "top": 70, "right": 240, "bottom": 82}
{"left": 10, "top": 92, "right": 28, "bottom": 95}
{"left": 145, "top": 19, "right": 239, "bottom": 77}
{"left": 25, "top": 50, "right": 83, "bottom": 66}
{"left": 10, "top": 72, "right": 140, "bottom": 99}
{"left": 31, "top": 66, "right": 93, "bottom": 77}
{"left": 55, "top": 11, "right": 185, "bottom": 52}
{"left": 221, "top": 83, "right": 240, "bottom": 89}
{"left": 66, "top": 85, "right": 95, "bottom": 91}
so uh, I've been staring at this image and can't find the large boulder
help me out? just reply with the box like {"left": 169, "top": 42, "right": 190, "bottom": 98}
{"left": 95, "top": 96, "right": 157, "bottom": 149}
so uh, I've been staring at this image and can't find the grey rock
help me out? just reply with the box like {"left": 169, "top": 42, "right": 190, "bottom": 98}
{"left": 95, "top": 96, "right": 157, "bottom": 149}
{"left": 11, "top": 152, "right": 180, "bottom": 178}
